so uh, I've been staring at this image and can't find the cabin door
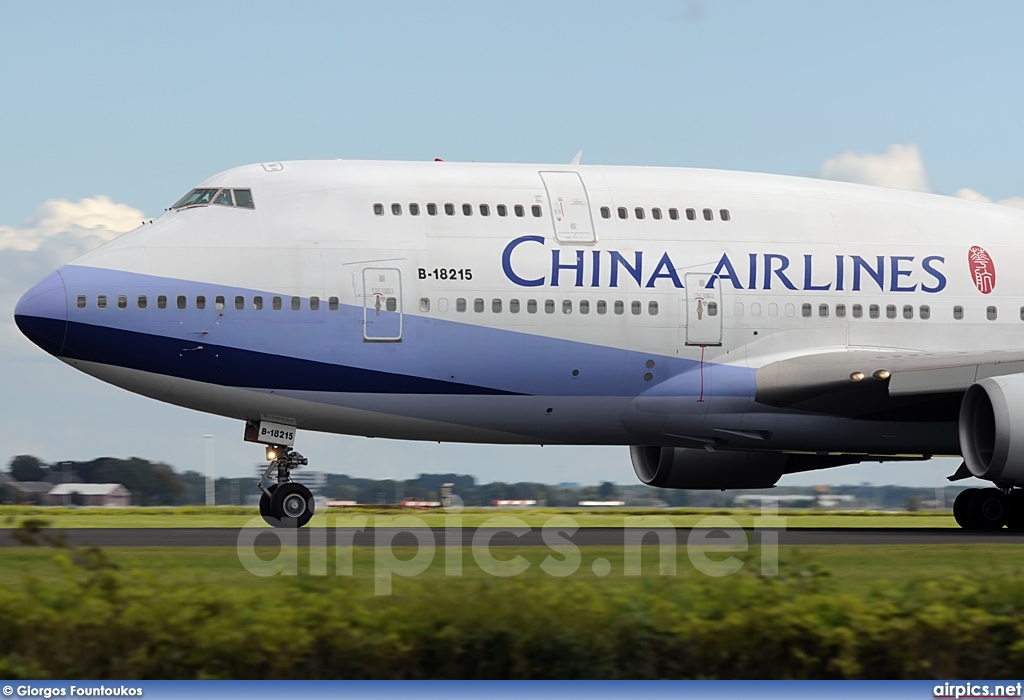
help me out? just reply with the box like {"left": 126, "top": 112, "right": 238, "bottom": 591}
{"left": 684, "top": 272, "right": 722, "bottom": 346}
{"left": 362, "top": 267, "right": 403, "bottom": 342}
{"left": 538, "top": 171, "right": 596, "bottom": 244}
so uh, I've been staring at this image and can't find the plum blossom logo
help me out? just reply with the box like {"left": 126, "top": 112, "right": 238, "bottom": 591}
{"left": 968, "top": 246, "right": 995, "bottom": 294}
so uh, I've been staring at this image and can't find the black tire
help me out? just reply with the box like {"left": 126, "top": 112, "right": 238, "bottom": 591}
{"left": 259, "top": 484, "right": 279, "bottom": 527}
{"left": 269, "top": 482, "right": 315, "bottom": 528}
{"left": 1005, "top": 491, "right": 1024, "bottom": 530}
{"left": 968, "top": 487, "right": 1007, "bottom": 530}
{"left": 953, "top": 488, "right": 976, "bottom": 529}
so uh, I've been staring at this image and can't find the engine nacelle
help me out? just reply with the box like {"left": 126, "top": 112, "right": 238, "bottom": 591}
{"left": 630, "top": 446, "right": 862, "bottom": 490}
{"left": 959, "top": 374, "right": 1024, "bottom": 485}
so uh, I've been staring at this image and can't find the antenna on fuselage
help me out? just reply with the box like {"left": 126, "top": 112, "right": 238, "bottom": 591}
{"left": 570, "top": 150, "right": 583, "bottom": 166}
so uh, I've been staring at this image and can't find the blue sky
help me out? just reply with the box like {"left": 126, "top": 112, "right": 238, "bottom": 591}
{"left": 2, "top": 0, "right": 1022, "bottom": 486}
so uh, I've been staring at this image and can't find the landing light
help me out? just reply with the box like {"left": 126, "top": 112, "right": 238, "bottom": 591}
{"left": 850, "top": 372, "right": 865, "bottom": 382}
{"left": 873, "top": 369, "right": 891, "bottom": 380}
{"left": 266, "top": 447, "right": 277, "bottom": 461}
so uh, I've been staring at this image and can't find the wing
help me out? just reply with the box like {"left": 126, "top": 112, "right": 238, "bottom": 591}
{"left": 754, "top": 348, "right": 1024, "bottom": 419}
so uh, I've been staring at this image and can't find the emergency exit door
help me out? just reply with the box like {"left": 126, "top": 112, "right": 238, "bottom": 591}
{"left": 539, "top": 171, "right": 596, "bottom": 244}
{"left": 362, "top": 267, "right": 402, "bottom": 341}
{"left": 684, "top": 272, "right": 722, "bottom": 346}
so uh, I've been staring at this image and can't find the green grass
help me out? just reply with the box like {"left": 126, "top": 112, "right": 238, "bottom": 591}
{"left": 0, "top": 505, "right": 958, "bottom": 529}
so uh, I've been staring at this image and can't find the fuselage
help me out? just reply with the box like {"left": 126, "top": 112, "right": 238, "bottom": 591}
{"left": 15, "top": 159, "right": 1024, "bottom": 460}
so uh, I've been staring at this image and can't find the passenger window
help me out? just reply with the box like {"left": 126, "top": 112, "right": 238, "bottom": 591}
{"left": 474, "top": 298, "right": 484, "bottom": 313}
{"left": 852, "top": 304, "right": 862, "bottom": 318}
{"left": 987, "top": 305, "right": 998, "bottom": 321}
{"left": 215, "top": 296, "right": 225, "bottom": 310}
{"left": 76, "top": 295, "right": 86, "bottom": 309}
{"left": 835, "top": 304, "right": 845, "bottom": 318}
{"left": 614, "top": 300, "right": 625, "bottom": 315}
{"left": 631, "top": 300, "right": 641, "bottom": 315}
{"left": 438, "top": 298, "right": 448, "bottom": 312}
{"left": 272, "top": 296, "right": 282, "bottom": 311}
{"left": 600, "top": 206, "right": 610, "bottom": 219}
{"left": 580, "top": 300, "right": 590, "bottom": 315}
{"left": 801, "top": 303, "right": 811, "bottom": 318}
{"left": 328, "top": 297, "right": 339, "bottom": 311}
{"left": 233, "top": 189, "right": 255, "bottom": 209}
{"left": 768, "top": 303, "right": 778, "bottom": 317}
{"left": 392, "top": 203, "right": 402, "bottom": 216}
{"left": 785, "top": 303, "right": 795, "bottom": 317}
{"left": 117, "top": 295, "right": 127, "bottom": 309}
{"left": 457, "top": 298, "right": 467, "bottom": 312}
{"left": 176, "top": 295, "right": 186, "bottom": 310}
{"left": 734, "top": 302, "right": 744, "bottom": 317}
{"left": 234, "top": 296, "right": 244, "bottom": 310}
{"left": 427, "top": 203, "right": 438, "bottom": 216}
{"left": 669, "top": 208, "right": 679, "bottom": 220}
{"left": 373, "top": 203, "right": 384, "bottom": 216}
{"left": 492, "top": 298, "right": 502, "bottom": 313}
{"left": 310, "top": 296, "right": 320, "bottom": 311}
{"left": 480, "top": 204, "right": 490, "bottom": 217}
{"left": 635, "top": 208, "right": 645, "bottom": 220}
{"left": 445, "top": 203, "right": 455, "bottom": 216}
{"left": 196, "top": 296, "right": 207, "bottom": 310}
{"left": 291, "top": 296, "right": 301, "bottom": 311}
{"left": 684, "top": 208, "right": 695, "bottom": 221}
{"left": 253, "top": 296, "right": 263, "bottom": 311}
{"left": 409, "top": 203, "right": 420, "bottom": 216}
{"left": 157, "top": 295, "right": 167, "bottom": 310}
{"left": 514, "top": 205, "right": 525, "bottom": 217}
{"left": 869, "top": 304, "right": 880, "bottom": 319}
{"left": 419, "top": 298, "right": 430, "bottom": 312}
{"left": 462, "top": 204, "right": 472, "bottom": 216}
{"left": 137, "top": 295, "right": 147, "bottom": 310}
{"left": 819, "top": 304, "right": 828, "bottom": 318}
{"left": 531, "top": 205, "right": 542, "bottom": 217}
{"left": 703, "top": 208, "right": 713, "bottom": 221}
{"left": 649, "top": 301, "right": 659, "bottom": 316}
{"left": 597, "top": 300, "right": 607, "bottom": 314}
{"left": 707, "top": 302, "right": 718, "bottom": 316}
{"left": 563, "top": 300, "right": 572, "bottom": 314}
{"left": 920, "top": 305, "right": 930, "bottom": 320}
{"left": 886, "top": 304, "right": 897, "bottom": 319}
{"left": 720, "top": 209, "right": 731, "bottom": 221}
{"left": 751, "top": 302, "right": 762, "bottom": 317}
{"left": 617, "top": 207, "right": 627, "bottom": 220}
{"left": 497, "top": 205, "right": 507, "bottom": 217}
{"left": 510, "top": 299, "right": 520, "bottom": 313}
{"left": 527, "top": 299, "right": 538, "bottom": 313}
{"left": 545, "top": 299, "right": 555, "bottom": 314}
{"left": 97, "top": 295, "right": 108, "bottom": 309}
{"left": 213, "top": 189, "right": 233, "bottom": 206}
{"left": 386, "top": 297, "right": 397, "bottom": 312}
{"left": 954, "top": 305, "right": 964, "bottom": 320}
{"left": 903, "top": 304, "right": 913, "bottom": 320}
{"left": 652, "top": 208, "right": 662, "bottom": 220}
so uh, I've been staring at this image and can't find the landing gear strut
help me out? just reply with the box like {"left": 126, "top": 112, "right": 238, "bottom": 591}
{"left": 953, "top": 487, "right": 1024, "bottom": 530}
{"left": 257, "top": 445, "right": 315, "bottom": 528}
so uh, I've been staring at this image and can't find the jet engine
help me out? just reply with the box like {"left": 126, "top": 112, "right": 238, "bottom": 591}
{"left": 629, "top": 445, "right": 863, "bottom": 490}
{"left": 959, "top": 374, "right": 1024, "bottom": 485}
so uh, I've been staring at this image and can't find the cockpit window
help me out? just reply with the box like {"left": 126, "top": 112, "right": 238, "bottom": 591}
{"left": 171, "top": 187, "right": 255, "bottom": 210}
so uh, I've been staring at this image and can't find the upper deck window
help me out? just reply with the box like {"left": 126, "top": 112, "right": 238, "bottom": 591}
{"left": 172, "top": 188, "right": 255, "bottom": 210}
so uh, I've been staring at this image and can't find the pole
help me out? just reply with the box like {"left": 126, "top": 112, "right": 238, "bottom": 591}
{"left": 203, "top": 435, "right": 215, "bottom": 507}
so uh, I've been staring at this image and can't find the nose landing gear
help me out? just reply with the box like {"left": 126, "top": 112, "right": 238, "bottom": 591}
{"left": 257, "top": 445, "right": 315, "bottom": 528}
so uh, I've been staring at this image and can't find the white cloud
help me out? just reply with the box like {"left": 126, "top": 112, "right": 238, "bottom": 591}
{"left": 952, "top": 188, "right": 1024, "bottom": 209}
{"left": 816, "top": 143, "right": 931, "bottom": 192}
{"left": 0, "top": 196, "right": 143, "bottom": 252}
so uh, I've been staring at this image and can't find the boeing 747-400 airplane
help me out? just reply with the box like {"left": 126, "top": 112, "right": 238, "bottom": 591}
{"left": 15, "top": 158, "right": 1024, "bottom": 528}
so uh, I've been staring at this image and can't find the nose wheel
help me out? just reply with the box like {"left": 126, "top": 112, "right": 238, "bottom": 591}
{"left": 257, "top": 446, "right": 315, "bottom": 528}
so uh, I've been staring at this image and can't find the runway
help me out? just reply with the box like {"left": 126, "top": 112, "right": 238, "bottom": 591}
{"left": 2, "top": 527, "right": 1024, "bottom": 547}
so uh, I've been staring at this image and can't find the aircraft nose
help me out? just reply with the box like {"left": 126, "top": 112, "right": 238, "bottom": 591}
{"left": 14, "top": 270, "right": 68, "bottom": 356}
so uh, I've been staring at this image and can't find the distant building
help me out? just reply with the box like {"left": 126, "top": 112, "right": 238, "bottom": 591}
{"left": 44, "top": 483, "right": 132, "bottom": 507}
{"left": 1, "top": 481, "right": 54, "bottom": 505}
